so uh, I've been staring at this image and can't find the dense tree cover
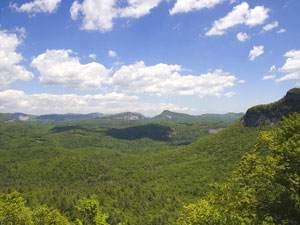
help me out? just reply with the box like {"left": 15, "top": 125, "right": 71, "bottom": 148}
{"left": 0, "top": 120, "right": 225, "bottom": 150}
{"left": 106, "top": 122, "right": 224, "bottom": 145}
{"left": 0, "top": 114, "right": 13, "bottom": 122}
{"left": 242, "top": 88, "right": 300, "bottom": 127}
{"left": 0, "top": 192, "right": 110, "bottom": 225}
{"left": 179, "top": 113, "right": 300, "bottom": 224}
{"left": 0, "top": 117, "right": 263, "bottom": 224}
{"left": 152, "top": 110, "right": 244, "bottom": 125}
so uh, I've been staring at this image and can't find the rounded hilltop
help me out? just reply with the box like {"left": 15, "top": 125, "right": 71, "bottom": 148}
{"left": 241, "top": 88, "right": 300, "bottom": 127}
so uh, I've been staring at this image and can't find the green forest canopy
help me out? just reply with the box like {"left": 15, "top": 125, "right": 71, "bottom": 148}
{"left": 0, "top": 112, "right": 299, "bottom": 224}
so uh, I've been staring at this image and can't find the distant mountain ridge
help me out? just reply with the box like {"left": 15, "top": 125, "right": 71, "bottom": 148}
{"left": 1, "top": 110, "right": 243, "bottom": 124}
{"left": 153, "top": 110, "right": 199, "bottom": 122}
{"left": 102, "top": 112, "right": 145, "bottom": 120}
{"left": 36, "top": 113, "right": 103, "bottom": 121}
{"left": 241, "top": 88, "right": 300, "bottom": 127}
{"left": 153, "top": 110, "right": 244, "bottom": 125}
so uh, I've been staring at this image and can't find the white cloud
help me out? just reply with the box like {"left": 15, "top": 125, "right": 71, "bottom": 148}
{"left": 249, "top": 45, "right": 264, "bottom": 61}
{"left": 238, "top": 80, "right": 245, "bottom": 83}
{"left": 11, "top": 0, "right": 61, "bottom": 14}
{"left": 262, "top": 75, "right": 276, "bottom": 80}
{"left": 88, "top": 54, "right": 97, "bottom": 59}
{"left": 119, "top": 0, "right": 162, "bottom": 18}
{"left": 206, "top": 2, "right": 269, "bottom": 36}
{"left": 70, "top": 0, "right": 117, "bottom": 32}
{"left": 108, "top": 50, "right": 117, "bottom": 58}
{"left": 0, "top": 29, "right": 34, "bottom": 89}
{"left": 262, "top": 21, "right": 278, "bottom": 31}
{"left": 277, "top": 49, "right": 300, "bottom": 81}
{"left": 269, "top": 65, "right": 276, "bottom": 72}
{"left": 110, "top": 61, "right": 238, "bottom": 97}
{"left": 31, "top": 49, "right": 110, "bottom": 90}
{"left": 236, "top": 32, "right": 249, "bottom": 42}
{"left": 0, "top": 89, "right": 189, "bottom": 116}
{"left": 277, "top": 28, "right": 286, "bottom": 34}
{"left": 223, "top": 91, "right": 236, "bottom": 97}
{"left": 13, "top": 27, "right": 27, "bottom": 39}
{"left": 170, "top": 0, "right": 225, "bottom": 15}
{"left": 70, "top": 0, "right": 161, "bottom": 32}
{"left": 70, "top": 0, "right": 81, "bottom": 20}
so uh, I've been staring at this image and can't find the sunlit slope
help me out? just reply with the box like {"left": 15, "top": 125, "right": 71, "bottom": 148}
{"left": 0, "top": 119, "right": 264, "bottom": 224}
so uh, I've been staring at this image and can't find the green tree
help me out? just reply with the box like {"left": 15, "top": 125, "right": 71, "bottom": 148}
{"left": 32, "top": 205, "right": 71, "bottom": 225}
{"left": 0, "top": 191, "right": 32, "bottom": 225}
{"left": 76, "top": 195, "right": 110, "bottom": 225}
{"left": 179, "top": 113, "right": 300, "bottom": 224}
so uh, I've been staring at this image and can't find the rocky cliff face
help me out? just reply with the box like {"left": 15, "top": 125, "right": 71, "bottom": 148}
{"left": 111, "top": 112, "right": 145, "bottom": 120}
{"left": 241, "top": 88, "right": 300, "bottom": 127}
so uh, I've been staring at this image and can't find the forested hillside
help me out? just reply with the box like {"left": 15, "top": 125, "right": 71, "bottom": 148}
{"left": 242, "top": 88, "right": 300, "bottom": 127}
{"left": 1, "top": 89, "right": 299, "bottom": 224}
{"left": 179, "top": 113, "right": 300, "bottom": 224}
{"left": 0, "top": 115, "right": 262, "bottom": 224}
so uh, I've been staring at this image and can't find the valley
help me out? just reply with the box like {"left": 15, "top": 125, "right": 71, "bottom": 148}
{"left": 0, "top": 88, "right": 300, "bottom": 224}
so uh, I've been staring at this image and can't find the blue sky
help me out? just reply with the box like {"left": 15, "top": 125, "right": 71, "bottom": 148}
{"left": 0, "top": 0, "right": 299, "bottom": 116}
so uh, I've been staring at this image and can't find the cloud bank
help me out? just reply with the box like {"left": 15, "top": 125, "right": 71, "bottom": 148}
{"left": 110, "top": 61, "right": 238, "bottom": 97}
{"left": 0, "top": 89, "right": 189, "bottom": 116}
{"left": 31, "top": 49, "right": 110, "bottom": 90}
{"left": 0, "top": 29, "right": 34, "bottom": 89}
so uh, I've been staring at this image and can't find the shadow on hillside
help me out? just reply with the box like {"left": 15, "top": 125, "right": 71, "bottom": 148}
{"left": 50, "top": 126, "right": 104, "bottom": 133}
{"left": 106, "top": 124, "right": 172, "bottom": 141}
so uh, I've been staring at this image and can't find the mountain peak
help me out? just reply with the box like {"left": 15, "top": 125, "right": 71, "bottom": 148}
{"left": 241, "top": 88, "right": 300, "bottom": 127}
{"left": 106, "top": 112, "right": 145, "bottom": 120}
{"left": 161, "top": 110, "right": 173, "bottom": 114}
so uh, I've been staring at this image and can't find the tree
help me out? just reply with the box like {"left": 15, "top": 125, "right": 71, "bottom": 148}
{"left": 32, "top": 205, "right": 71, "bottom": 225}
{"left": 0, "top": 191, "right": 32, "bottom": 225}
{"left": 0, "top": 192, "right": 71, "bottom": 225}
{"left": 179, "top": 113, "right": 300, "bottom": 224}
{"left": 76, "top": 195, "right": 110, "bottom": 225}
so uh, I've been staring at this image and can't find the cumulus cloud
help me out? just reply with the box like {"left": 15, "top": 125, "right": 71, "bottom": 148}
{"left": 0, "top": 29, "right": 34, "bottom": 89}
{"left": 31, "top": 49, "right": 110, "bottom": 90}
{"left": 206, "top": 2, "right": 269, "bottom": 36}
{"left": 119, "top": 0, "right": 162, "bottom": 18}
{"left": 88, "top": 54, "right": 97, "bottom": 59}
{"left": 170, "top": 0, "right": 225, "bottom": 15}
{"left": 262, "top": 21, "right": 278, "bottom": 31}
{"left": 236, "top": 32, "right": 249, "bottom": 42}
{"left": 249, "top": 45, "right": 264, "bottom": 61}
{"left": 110, "top": 61, "right": 238, "bottom": 97}
{"left": 269, "top": 65, "right": 276, "bottom": 72}
{"left": 0, "top": 89, "right": 189, "bottom": 116}
{"left": 108, "top": 50, "right": 117, "bottom": 58}
{"left": 70, "top": 0, "right": 116, "bottom": 32}
{"left": 70, "top": 0, "right": 161, "bottom": 32}
{"left": 277, "top": 28, "right": 286, "bottom": 34}
{"left": 277, "top": 49, "right": 300, "bottom": 81}
{"left": 262, "top": 75, "right": 276, "bottom": 80}
{"left": 10, "top": 0, "right": 61, "bottom": 14}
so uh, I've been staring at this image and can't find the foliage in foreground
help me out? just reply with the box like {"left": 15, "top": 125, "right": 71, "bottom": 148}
{"left": 179, "top": 113, "right": 300, "bottom": 224}
{"left": 0, "top": 192, "right": 109, "bottom": 225}
{"left": 0, "top": 119, "right": 260, "bottom": 224}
